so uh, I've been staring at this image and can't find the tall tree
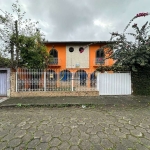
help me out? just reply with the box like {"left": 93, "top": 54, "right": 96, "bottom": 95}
{"left": 0, "top": 0, "right": 49, "bottom": 69}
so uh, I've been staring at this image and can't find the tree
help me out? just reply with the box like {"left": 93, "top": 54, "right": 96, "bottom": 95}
{"left": 108, "top": 12, "right": 150, "bottom": 72}
{"left": 96, "top": 13, "right": 150, "bottom": 71}
{"left": 0, "top": 0, "right": 49, "bottom": 69}
{"left": 18, "top": 33, "right": 51, "bottom": 69}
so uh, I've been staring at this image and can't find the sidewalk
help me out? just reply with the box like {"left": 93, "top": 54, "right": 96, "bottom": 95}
{"left": 0, "top": 95, "right": 150, "bottom": 107}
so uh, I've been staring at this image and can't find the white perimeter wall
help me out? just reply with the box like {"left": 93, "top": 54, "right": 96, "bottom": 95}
{"left": 97, "top": 73, "right": 131, "bottom": 95}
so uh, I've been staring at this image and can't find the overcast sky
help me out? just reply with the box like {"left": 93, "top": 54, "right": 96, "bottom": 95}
{"left": 1, "top": 0, "right": 150, "bottom": 41}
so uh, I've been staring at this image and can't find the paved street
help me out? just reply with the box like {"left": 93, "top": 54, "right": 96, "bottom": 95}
{"left": 0, "top": 106, "right": 150, "bottom": 150}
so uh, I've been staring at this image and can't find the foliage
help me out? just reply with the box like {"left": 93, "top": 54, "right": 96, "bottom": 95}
{"left": 0, "top": 53, "right": 11, "bottom": 67}
{"left": 131, "top": 67, "right": 150, "bottom": 95}
{"left": 96, "top": 12, "right": 150, "bottom": 73}
{"left": 18, "top": 34, "right": 50, "bottom": 69}
{"left": 108, "top": 12, "right": 150, "bottom": 72}
{"left": 16, "top": 103, "right": 22, "bottom": 107}
{"left": 0, "top": 0, "right": 49, "bottom": 69}
{"left": 96, "top": 65, "right": 130, "bottom": 72}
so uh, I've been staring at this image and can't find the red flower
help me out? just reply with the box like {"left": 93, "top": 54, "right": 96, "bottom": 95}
{"left": 136, "top": 12, "right": 149, "bottom": 17}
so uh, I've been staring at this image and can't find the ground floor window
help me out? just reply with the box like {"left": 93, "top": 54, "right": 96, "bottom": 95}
{"left": 60, "top": 70, "right": 72, "bottom": 81}
{"left": 75, "top": 70, "right": 87, "bottom": 86}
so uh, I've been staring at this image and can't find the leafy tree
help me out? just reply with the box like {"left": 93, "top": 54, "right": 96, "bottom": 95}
{"left": 108, "top": 12, "right": 150, "bottom": 72}
{"left": 0, "top": 0, "right": 49, "bottom": 69}
{"left": 18, "top": 33, "right": 51, "bottom": 69}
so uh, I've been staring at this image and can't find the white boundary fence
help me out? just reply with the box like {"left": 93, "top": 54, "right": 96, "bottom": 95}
{"left": 16, "top": 69, "right": 97, "bottom": 92}
{"left": 97, "top": 72, "right": 131, "bottom": 95}
{"left": 16, "top": 69, "right": 132, "bottom": 95}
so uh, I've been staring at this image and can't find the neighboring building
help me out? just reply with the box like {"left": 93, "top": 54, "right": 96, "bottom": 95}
{"left": 44, "top": 41, "right": 114, "bottom": 74}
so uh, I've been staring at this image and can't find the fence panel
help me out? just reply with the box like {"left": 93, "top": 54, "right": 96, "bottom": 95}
{"left": 73, "top": 72, "right": 97, "bottom": 91}
{"left": 17, "top": 69, "right": 44, "bottom": 91}
{"left": 97, "top": 73, "right": 131, "bottom": 95}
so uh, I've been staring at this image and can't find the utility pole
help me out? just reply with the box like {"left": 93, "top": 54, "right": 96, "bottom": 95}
{"left": 10, "top": 40, "right": 14, "bottom": 68}
{"left": 15, "top": 20, "right": 19, "bottom": 68}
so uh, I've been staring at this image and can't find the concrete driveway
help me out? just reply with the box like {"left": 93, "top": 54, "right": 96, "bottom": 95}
{"left": 0, "top": 105, "right": 150, "bottom": 150}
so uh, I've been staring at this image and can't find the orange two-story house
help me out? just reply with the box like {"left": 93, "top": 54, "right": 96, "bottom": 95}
{"left": 44, "top": 41, "right": 114, "bottom": 71}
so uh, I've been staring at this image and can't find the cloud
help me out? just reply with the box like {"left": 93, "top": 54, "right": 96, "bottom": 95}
{"left": 1, "top": 0, "right": 150, "bottom": 41}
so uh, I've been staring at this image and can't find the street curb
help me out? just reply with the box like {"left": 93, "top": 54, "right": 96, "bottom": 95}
{"left": 0, "top": 103, "right": 149, "bottom": 108}
{"left": 0, "top": 97, "right": 8, "bottom": 104}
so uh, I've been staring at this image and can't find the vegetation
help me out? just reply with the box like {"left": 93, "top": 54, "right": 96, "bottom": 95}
{"left": 97, "top": 13, "right": 150, "bottom": 71}
{"left": 0, "top": 53, "right": 11, "bottom": 67}
{"left": 97, "top": 12, "right": 150, "bottom": 95}
{"left": 0, "top": 0, "right": 49, "bottom": 69}
{"left": 18, "top": 33, "right": 51, "bottom": 69}
{"left": 110, "top": 13, "right": 150, "bottom": 72}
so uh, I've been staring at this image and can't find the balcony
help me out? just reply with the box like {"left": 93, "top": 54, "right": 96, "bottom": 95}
{"left": 49, "top": 58, "right": 61, "bottom": 67}
{"left": 93, "top": 58, "right": 109, "bottom": 66}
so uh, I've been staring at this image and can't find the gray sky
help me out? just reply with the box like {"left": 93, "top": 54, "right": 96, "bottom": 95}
{"left": 1, "top": 0, "right": 150, "bottom": 41}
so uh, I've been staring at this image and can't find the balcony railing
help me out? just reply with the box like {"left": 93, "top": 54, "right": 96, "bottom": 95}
{"left": 49, "top": 58, "right": 60, "bottom": 65}
{"left": 95, "top": 58, "right": 105, "bottom": 65}
{"left": 94, "top": 58, "right": 110, "bottom": 66}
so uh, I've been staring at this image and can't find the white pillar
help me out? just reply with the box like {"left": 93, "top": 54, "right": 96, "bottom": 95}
{"left": 44, "top": 71, "right": 46, "bottom": 91}
{"left": 72, "top": 72, "right": 74, "bottom": 91}
{"left": 97, "top": 73, "right": 100, "bottom": 91}
{"left": 16, "top": 69, "right": 18, "bottom": 92}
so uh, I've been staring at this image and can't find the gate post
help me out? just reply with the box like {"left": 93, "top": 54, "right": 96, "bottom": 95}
{"left": 71, "top": 72, "right": 74, "bottom": 91}
{"left": 97, "top": 72, "right": 100, "bottom": 91}
{"left": 44, "top": 71, "right": 46, "bottom": 91}
{"left": 16, "top": 69, "right": 18, "bottom": 92}
{"left": 87, "top": 73, "right": 90, "bottom": 88}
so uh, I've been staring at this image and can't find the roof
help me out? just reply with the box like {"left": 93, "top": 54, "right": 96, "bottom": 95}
{"left": 43, "top": 41, "right": 115, "bottom": 44}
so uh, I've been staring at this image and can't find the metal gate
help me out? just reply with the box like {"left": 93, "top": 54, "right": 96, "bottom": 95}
{"left": 0, "top": 70, "right": 7, "bottom": 96}
{"left": 97, "top": 73, "right": 131, "bottom": 95}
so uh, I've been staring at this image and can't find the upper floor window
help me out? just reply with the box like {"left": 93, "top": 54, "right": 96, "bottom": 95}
{"left": 96, "top": 49, "right": 105, "bottom": 58}
{"left": 69, "top": 47, "right": 74, "bottom": 52}
{"left": 79, "top": 47, "right": 84, "bottom": 53}
{"left": 50, "top": 49, "right": 58, "bottom": 58}
{"left": 96, "top": 49, "right": 105, "bottom": 64}
{"left": 49, "top": 49, "right": 58, "bottom": 64}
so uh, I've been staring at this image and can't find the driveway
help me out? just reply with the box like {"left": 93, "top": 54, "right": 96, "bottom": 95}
{"left": 0, "top": 106, "right": 150, "bottom": 150}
